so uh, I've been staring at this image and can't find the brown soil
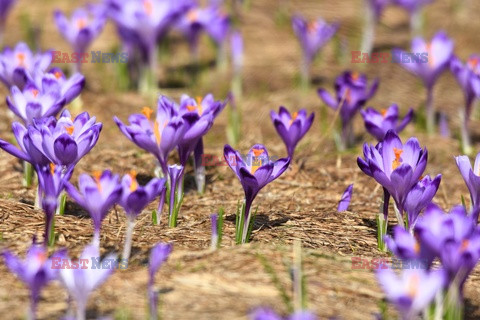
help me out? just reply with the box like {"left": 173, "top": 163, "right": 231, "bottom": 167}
{"left": 1, "top": 0, "right": 480, "bottom": 319}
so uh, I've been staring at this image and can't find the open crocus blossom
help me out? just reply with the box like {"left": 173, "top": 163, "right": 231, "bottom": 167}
{"left": 0, "top": 42, "right": 52, "bottom": 89}
{"left": 376, "top": 267, "right": 446, "bottom": 320}
{"left": 59, "top": 245, "right": 116, "bottom": 320}
{"left": 361, "top": 104, "right": 414, "bottom": 142}
{"left": 65, "top": 170, "right": 122, "bottom": 247}
{"left": 148, "top": 242, "right": 173, "bottom": 320}
{"left": 2, "top": 243, "right": 65, "bottom": 320}
{"left": 403, "top": 174, "right": 441, "bottom": 232}
{"left": 416, "top": 204, "right": 480, "bottom": 293}
{"left": 450, "top": 55, "right": 480, "bottom": 154}
{"left": 0, "top": 110, "right": 101, "bottom": 169}
{"left": 455, "top": 153, "right": 480, "bottom": 210}
{"left": 34, "top": 68, "right": 85, "bottom": 105}
{"left": 358, "top": 130, "right": 427, "bottom": 222}
{"left": 291, "top": 14, "right": 338, "bottom": 86}
{"left": 7, "top": 82, "right": 65, "bottom": 125}
{"left": 393, "top": 31, "right": 453, "bottom": 134}
{"left": 224, "top": 144, "right": 290, "bottom": 244}
{"left": 270, "top": 106, "right": 315, "bottom": 158}
{"left": 118, "top": 171, "right": 166, "bottom": 260}
{"left": 54, "top": 5, "right": 106, "bottom": 72}
{"left": 318, "top": 71, "right": 379, "bottom": 150}
{"left": 251, "top": 308, "right": 317, "bottom": 320}
{"left": 114, "top": 97, "right": 188, "bottom": 177}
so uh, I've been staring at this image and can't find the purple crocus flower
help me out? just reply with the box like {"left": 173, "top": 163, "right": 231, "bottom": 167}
{"left": 361, "top": 104, "right": 414, "bottom": 141}
{"left": 393, "top": 31, "right": 454, "bottom": 134}
{"left": 357, "top": 130, "right": 428, "bottom": 225}
{"left": 376, "top": 267, "right": 446, "bottom": 320}
{"left": 210, "top": 213, "right": 218, "bottom": 249}
{"left": 231, "top": 30, "right": 243, "bottom": 75}
{"left": 148, "top": 242, "right": 173, "bottom": 320}
{"left": 2, "top": 243, "right": 65, "bottom": 320}
{"left": 118, "top": 171, "right": 165, "bottom": 260}
{"left": 33, "top": 68, "right": 85, "bottom": 104}
{"left": 270, "top": 106, "right": 315, "bottom": 158}
{"left": 292, "top": 14, "right": 338, "bottom": 84}
{"left": 59, "top": 245, "right": 116, "bottom": 320}
{"left": 367, "top": 0, "right": 389, "bottom": 20}
{"left": 36, "top": 163, "right": 73, "bottom": 245}
{"left": 415, "top": 204, "right": 480, "bottom": 291}
{"left": 7, "top": 82, "right": 65, "bottom": 125}
{"left": 114, "top": 99, "right": 188, "bottom": 177}
{"left": 54, "top": 5, "right": 106, "bottom": 72}
{"left": 392, "top": 0, "right": 434, "bottom": 14}
{"left": 251, "top": 308, "right": 317, "bottom": 320}
{"left": 224, "top": 144, "right": 290, "bottom": 243}
{"left": 384, "top": 226, "right": 436, "bottom": 268}
{"left": 0, "top": 42, "right": 52, "bottom": 89}
{"left": 0, "top": 110, "right": 101, "bottom": 169}
{"left": 338, "top": 184, "right": 353, "bottom": 212}
{"left": 455, "top": 153, "right": 480, "bottom": 209}
{"left": 403, "top": 174, "right": 441, "bottom": 232}
{"left": 0, "top": 0, "right": 16, "bottom": 44}
{"left": 65, "top": 170, "right": 122, "bottom": 247}
{"left": 450, "top": 55, "right": 480, "bottom": 153}
{"left": 318, "top": 71, "right": 379, "bottom": 149}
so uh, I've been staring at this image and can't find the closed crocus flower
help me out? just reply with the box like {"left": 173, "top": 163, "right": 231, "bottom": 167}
{"left": 224, "top": 144, "right": 290, "bottom": 243}
{"left": 0, "top": 42, "right": 52, "bottom": 89}
{"left": 361, "top": 104, "right": 414, "bottom": 141}
{"left": 450, "top": 55, "right": 480, "bottom": 153}
{"left": 7, "top": 82, "right": 65, "bottom": 125}
{"left": 65, "top": 170, "right": 122, "bottom": 247}
{"left": 403, "top": 174, "right": 441, "bottom": 232}
{"left": 455, "top": 153, "right": 480, "bottom": 209}
{"left": 54, "top": 5, "right": 106, "bottom": 71}
{"left": 393, "top": 31, "right": 453, "bottom": 134}
{"left": 114, "top": 97, "right": 188, "bottom": 177}
{"left": 292, "top": 14, "right": 338, "bottom": 84}
{"left": 59, "top": 245, "right": 116, "bottom": 320}
{"left": 318, "top": 71, "right": 378, "bottom": 149}
{"left": 2, "top": 243, "right": 66, "bottom": 320}
{"left": 148, "top": 242, "right": 173, "bottom": 320}
{"left": 357, "top": 130, "right": 427, "bottom": 222}
{"left": 270, "top": 106, "right": 314, "bottom": 158}
{"left": 118, "top": 171, "right": 166, "bottom": 260}
{"left": 376, "top": 267, "right": 446, "bottom": 320}
{"left": 34, "top": 68, "right": 85, "bottom": 104}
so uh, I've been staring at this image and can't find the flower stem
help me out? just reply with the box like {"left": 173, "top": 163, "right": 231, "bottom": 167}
{"left": 92, "top": 229, "right": 100, "bottom": 248}
{"left": 148, "top": 284, "right": 158, "bottom": 320}
{"left": 460, "top": 105, "right": 473, "bottom": 155}
{"left": 300, "top": 55, "right": 311, "bottom": 91}
{"left": 425, "top": 85, "right": 435, "bottom": 135}
{"left": 76, "top": 300, "right": 86, "bottom": 320}
{"left": 23, "top": 161, "right": 34, "bottom": 188}
{"left": 410, "top": 9, "right": 423, "bottom": 38}
{"left": 194, "top": 139, "right": 206, "bottom": 195}
{"left": 122, "top": 218, "right": 136, "bottom": 261}
{"left": 361, "top": 2, "right": 375, "bottom": 55}
{"left": 28, "top": 297, "right": 36, "bottom": 320}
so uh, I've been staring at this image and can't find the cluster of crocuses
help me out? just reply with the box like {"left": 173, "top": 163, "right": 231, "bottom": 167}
{"left": 2, "top": 238, "right": 172, "bottom": 320}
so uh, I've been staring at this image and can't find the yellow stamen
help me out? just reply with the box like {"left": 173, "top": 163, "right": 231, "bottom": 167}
{"left": 407, "top": 274, "right": 420, "bottom": 298}
{"left": 16, "top": 53, "right": 25, "bottom": 67}
{"left": 129, "top": 170, "right": 138, "bottom": 192}
{"left": 251, "top": 148, "right": 265, "bottom": 174}
{"left": 49, "top": 163, "right": 55, "bottom": 175}
{"left": 93, "top": 170, "right": 102, "bottom": 192}
{"left": 288, "top": 112, "right": 299, "bottom": 127}
{"left": 196, "top": 96, "right": 203, "bottom": 115}
{"left": 65, "top": 126, "right": 74, "bottom": 135}
{"left": 142, "top": 107, "right": 154, "bottom": 120}
{"left": 392, "top": 147, "right": 403, "bottom": 170}
{"left": 143, "top": 0, "right": 153, "bottom": 15}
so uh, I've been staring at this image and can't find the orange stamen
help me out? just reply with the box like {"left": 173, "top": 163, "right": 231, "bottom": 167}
{"left": 187, "top": 9, "right": 198, "bottom": 22}
{"left": 392, "top": 147, "right": 403, "bottom": 170}
{"left": 380, "top": 109, "right": 387, "bottom": 117}
{"left": 414, "top": 241, "right": 420, "bottom": 254}
{"left": 307, "top": 21, "right": 318, "bottom": 33}
{"left": 251, "top": 148, "right": 265, "bottom": 174}
{"left": 460, "top": 239, "right": 469, "bottom": 252}
{"left": 54, "top": 71, "right": 62, "bottom": 79}
{"left": 36, "top": 252, "right": 47, "bottom": 264}
{"left": 196, "top": 96, "right": 203, "bottom": 115}
{"left": 426, "top": 43, "right": 434, "bottom": 67}
{"left": 288, "top": 112, "right": 299, "bottom": 127}
{"left": 142, "top": 107, "right": 154, "bottom": 120}
{"left": 129, "top": 170, "right": 138, "bottom": 192}
{"left": 65, "top": 126, "right": 74, "bottom": 135}
{"left": 32, "top": 89, "right": 39, "bottom": 98}
{"left": 351, "top": 72, "right": 360, "bottom": 81}
{"left": 186, "top": 105, "right": 197, "bottom": 112}
{"left": 407, "top": 274, "right": 420, "bottom": 298}
{"left": 16, "top": 53, "right": 26, "bottom": 67}
{"left": 143, "top": 0, "right": 153, "bottom": 15}
{"left": 93, "top": 170, "right": 102, "bottom": 191}
{"left": 49, "top": 163, "right": 55, "bottom": 175}
{"left": 76, "top": 18, "right": 87, "bottom": 29}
